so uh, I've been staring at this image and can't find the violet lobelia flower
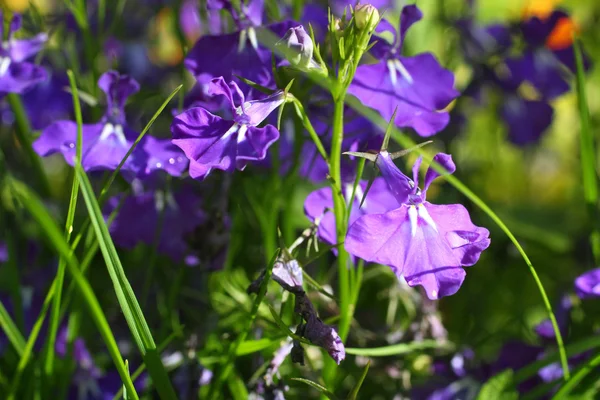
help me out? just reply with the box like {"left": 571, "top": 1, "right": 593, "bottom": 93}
{"left": 171, "top": 77, "right": 284, "bottom": 180}
{"left": 348, "top": 5, "right": 459, "bottom": 137}
{"left": 33, "top": 70, "right": 182, "bottom": 177}
{"left": 304, "top": 177, "right": 399, "bottom": 250}
{"left": 345, "top": 152, "right": 490, "bottom": 299}
{"left": 0, "top": 12, "right": 47, "bottom": 94}
{"left": 574, "top": 268, "right": 600, "bottom": 299}
{"left": 184, "top": 0, "right": 294, "bottom": 89}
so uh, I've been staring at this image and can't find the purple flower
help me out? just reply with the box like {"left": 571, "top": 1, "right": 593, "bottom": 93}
{"left": 276, "top": 25, "right": 318, "bottom": 70}
{"left": 348, "top": 5, "right": 459, "bottom": 137}
{"left": 345, "top": 152, "right": 490, "bottom": 299}
{"left": 575, "top": 268, "right": 600, "bottom": 299}
{"left": 171, "top": 77, "right": 283, "bottom": 180}
{"left": 105, "top": 183, "right": 206, "bottom": 262}
{"left": 534, "top": 295, "right": 571, "bottom": 340}
{"left": 21, "top": 70, "right": 73, "bottom": 130}
{"left": 304, "top": 177, "right": 399, "bottom": 249}
{"left": 0, "top": 242, "right": 7, "bottom": 263}
{"left": 184, "top": 0, "right": 294, "bottom": 89}
{"left": 33, "top": 70, "right": 179, "bottom": 177}
{"left": 0, "top": 12, "right": 47, "bottom": 94}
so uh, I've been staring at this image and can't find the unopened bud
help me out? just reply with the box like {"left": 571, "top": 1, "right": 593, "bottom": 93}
{"left": 277, "top": 25, "right": 314, "bottom": 68}
{"left": 355, "top": 3, "right": 380, "bottom": 31}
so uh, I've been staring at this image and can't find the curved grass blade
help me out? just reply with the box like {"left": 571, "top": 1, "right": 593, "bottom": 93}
{"left": 98, "top": 84, "right": 182, "bottom": 202}
{"left": 0, "top": 301, "right": 26, "bottom": 356}
{"left": 552, "top": 351, "right": 600, "bottom": 398}
{"left": 345, "top": 340, "right": 454, "bottom": 357}
{"left": 290, "top": 378, "right": 338, "bottom": 400}
{"left": 348, "top": 361, "right": 370, "bottom": 400}
{"left": 75, "top": 164, "right": 178, "bottom": 400}
{"left": 7, "top": 177, "right": 138, "bottom": 399}
{"left": 573, "top": 38, "right": 600, "bottom": 264}
{"left": 44, "top": 69, "right": 84, "bottom": 377}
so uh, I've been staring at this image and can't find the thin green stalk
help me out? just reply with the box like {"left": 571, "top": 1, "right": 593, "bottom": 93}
{"left": 44, "top": 70, "right": 84, "bottom": 377}
{"left": 552, "top": 351, "right": 600, "bottom": 398}
{"left": 330, "top": 96, "right": 351, "bottom": 342}
{"left": 573, "top": 38, "right": 600, "bottom": 264}
{"left": 8, "top": 178, "right": 139, "bottom": 400}
{"left": 208, "top": 249, "right": 280, "bottom": 399}
{"left": 6, "top": 94, "right": 50, "bottom": 197}
{"left": 389, "top": 129, "right": 571, "bottom": 380}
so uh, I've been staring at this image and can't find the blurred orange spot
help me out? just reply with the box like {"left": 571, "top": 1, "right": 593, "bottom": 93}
{"left": 545, "top": 17, "right": 577, "bottom": 50}
{"left": 522, "top": 0, "right": 561, "bottom": 19}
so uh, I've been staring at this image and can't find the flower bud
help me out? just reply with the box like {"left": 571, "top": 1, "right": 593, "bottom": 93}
{"left": 277, "top": 25, "right": 314, "bottom": 68}
{"left": 355, "top": 3, "right": 380, "bottom": 31}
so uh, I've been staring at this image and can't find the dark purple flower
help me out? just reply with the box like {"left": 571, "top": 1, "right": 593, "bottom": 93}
{"left": 500, "top": 95, "right": 554, "bottom": 146}
{"left": 345, "top": 152, "right": 490, "bottom": 299}
{"left": 0, "top": 241, "right": 7, "bottom": 263}
{"left": 348, "top": 5, "right": 459, "bottom": 137}
{"left": 534, "top": 295, "right": 571, "bottom": 340}
{"left": 184, "top": 1, "right": 295, "bottom": 90}
{"left": 304, "top": 177, "right": 399, "bottom": 249}
{"left": 0, "top": 12, "right": 47, "bottom": 94}
{"left": 171, "top": 77, "right": 283, "bottom": 180}
{"left": 575, "top": 268, "right": 600, "bottom": 299}
{"left": 105, "top": 183, "right": 206, "bottom": 262}
{"left": 21, "top": 70, "right": 73, "bottom": 130}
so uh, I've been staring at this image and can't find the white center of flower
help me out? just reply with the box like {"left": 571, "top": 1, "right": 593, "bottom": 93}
{"left": 98, "top": 123, "right": 127, "bottom": 147}
{"left": 408, "top": 204, "right": 438, "bottom": 237}
{"left": 238, "top": 27, "right": 259, "bottom": 53}
{"left": 0, "top": 56, "right": 11, "bottom": 76}
{"left": 387, "top": 59, "right": 414, "bottom": 86}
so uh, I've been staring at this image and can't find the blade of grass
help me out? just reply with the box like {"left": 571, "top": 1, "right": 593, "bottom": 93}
{"left": 44, "top": 69, "right": 84, "bottom": 377}
{"left": 0, "top": 301, "right": 26, "bottom": 356}
{"left": 5, "top": 94, "right": 51, "bottom": 197}
{"left": 552, "top": 350, "right": 600, "bottom": 398}
{"left": 345, "top": 340, "right": 454, "bottom": 356}
{"left": 75, "top": 164, "right": 178, "bottom": 400}
{"left": 290, "top": 378, "right": 338, "bottom": 400}
{"left": 7, "top": 177, "right": 138, "bottom": 400}
{"left": 573, "top": 38, "right": 600, "bottom": 264}
{"left": 98, "top": 84, "right": 182, "bottom": 203}
{"left": 348, "top": 361, "right": 370, "bottom": 400}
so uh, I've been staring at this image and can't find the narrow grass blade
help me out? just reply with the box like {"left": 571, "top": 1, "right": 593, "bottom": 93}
{"left": 290, "top": 378, "right": 339, "bottom": 400}
{"left": 573, "top": 38, "right": 600, "bottom": 264}
{"left": 5, "top": 94, "right": 51, "bottom": 197}
{"left": 553, "top": 351, "right": 600, "bottom": 398}
{"left": 98, "top": 84, "right": 182, "bottom": 202}
{"left": 348, "top": 361, "right": 370, "bottom": 400}
{"left": 44, "top": 69, "right": 84, "bottom": 377}
{"left": 0, "top": 301, "right": 26, "bottom": 356}
{"left": 345, "top": 340, "right": 453, "bottom": 357}
{"left": 7, "top": 178, "right": 138, "bottom": 399}
{"left": 75, "top": 164, "right": 177, "bottom": 400}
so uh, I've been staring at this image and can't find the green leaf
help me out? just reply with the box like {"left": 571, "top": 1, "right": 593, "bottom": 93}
{"left": 74, "top": 164, "right": 178, "bottom": 400}
{"left": 7, "top": 178, "right": 138, "bottom": 400}
{"left": 44, "top": 69, "right": 84, "bottom": 377}
{"left": 236, "top": 338, "right": 282, "bottom": 356}
{"left": 345, "top": 340, "right": 453, "bottom": 357}
{"left": 573, "top": 37, "right": 600, "bottom": 264}
{"left": 476, "top": 369, "right": 518, "bottom": 400}
{"left": 0, "top": 301, "right": 26, "bottom": 356}
{"left": 290, "top": 378, "right": 339, "bottom": 400}
{"left": 347, "top": 361, "right": 370, "bottom": 400}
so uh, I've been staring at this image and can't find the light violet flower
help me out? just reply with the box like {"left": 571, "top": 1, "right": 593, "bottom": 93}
{"left": 348, "top": 5, "right": 459, "bottom": 137}
{"left": 345, "top": 152, "right": 490, "bottom": 299}
{"left": 575, "top": 268, "right": 600, "bottom": 299}
{"left": 171, "top": 77, "right": 284, "bottom": 180}
{"left": 0, "top": 12, "right": 47, "bottom": 94}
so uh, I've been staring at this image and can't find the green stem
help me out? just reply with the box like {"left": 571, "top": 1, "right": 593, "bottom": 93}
{"left": 552, "top": 350, "right": 600, "bottom": 398}
{"left": 6, "top": 94, "right": 51, "bottom": 197}
{"left": 330, "top": 95, "right": 351, "bottom": 342}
